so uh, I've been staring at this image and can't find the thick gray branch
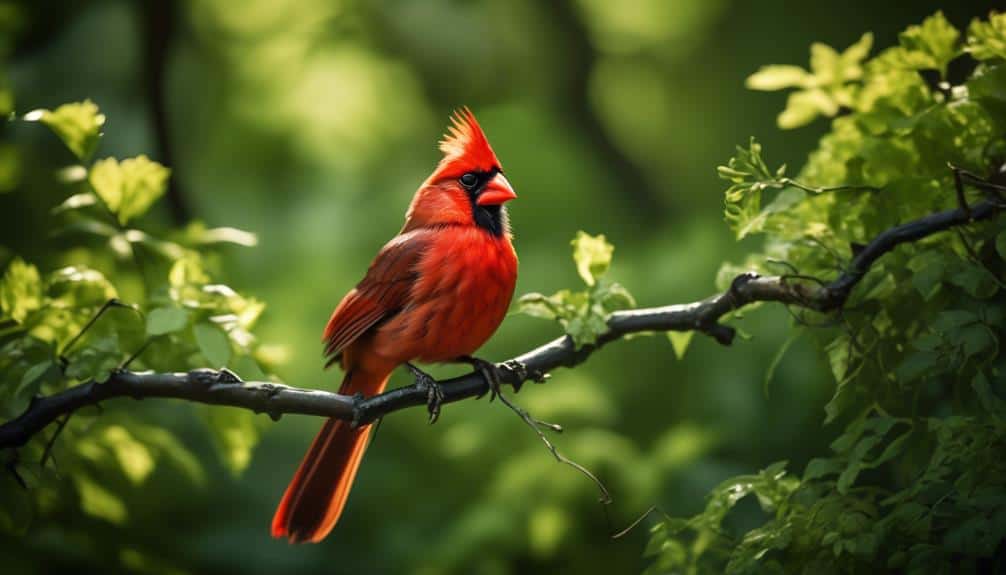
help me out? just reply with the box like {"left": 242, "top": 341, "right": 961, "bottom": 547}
{"left": 0, "top": 198, "right": 1001, "bottom": 449}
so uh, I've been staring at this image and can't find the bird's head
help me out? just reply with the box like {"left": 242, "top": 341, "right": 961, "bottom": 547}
{"left": 404, "top": 108, "right": 516, "bottom": 236}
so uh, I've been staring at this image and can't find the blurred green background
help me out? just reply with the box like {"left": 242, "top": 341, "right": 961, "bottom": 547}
{"left": 0, "top": 0, "right": 994, "bottom": 573}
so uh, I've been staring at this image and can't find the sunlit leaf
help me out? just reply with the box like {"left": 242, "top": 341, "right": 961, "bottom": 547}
{"left": 88, "top": 156, "right": 170, "bottom": 225}
{"left": 895, "top": 11, "right": 960, "bottom": 76}
{"left": 746, "top": 65, "right": 812, "bottom": 91}
{"left": 966, "top": 11, "right": 1006, "bottom": 61}
{"left": 0, "top": 257, "right": 42, "bottom": 323}
{"left": 667, "top": 331, "right": 694, "bottom": 360}
{"left": 23, "top": 100, "right": 105, "bottom": 161}
{"left": 571, "top": 231, "right": 614, "bottom": 286}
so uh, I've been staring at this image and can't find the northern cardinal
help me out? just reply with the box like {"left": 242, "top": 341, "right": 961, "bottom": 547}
{"left": 272, "top": 109, "right": 518, "bottom": 543}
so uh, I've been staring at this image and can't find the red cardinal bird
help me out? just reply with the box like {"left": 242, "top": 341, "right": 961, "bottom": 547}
{"left": 271, "top": 109, "right": 518, "bottom": 543}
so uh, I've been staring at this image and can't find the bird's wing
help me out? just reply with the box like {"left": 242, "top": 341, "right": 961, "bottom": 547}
{"left": 322, "top": 229, "right": 430, "bottom": 367}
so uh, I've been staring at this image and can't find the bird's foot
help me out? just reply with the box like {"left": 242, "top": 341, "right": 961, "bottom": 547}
{"left": 406, "top": 363, "right": 444, "bottom": 424}
{"left": 459, "top": 356, "right": 504, "bottom": 401}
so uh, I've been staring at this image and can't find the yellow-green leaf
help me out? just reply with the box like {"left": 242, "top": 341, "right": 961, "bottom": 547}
{"left": 668, "top": 331, "right": 694, "bottom": 360}
{"left": 571, "top": 231, "right": 614, "bottom": 286}
{"left": 24, "top": 100, "right": 105, "bottom": 161}
{"left": 746, "top": 65, "right": 812, "bottom": 91}
{"left": 0, "top": 257, "right": 42, "bottom": 323}
{"left": 88, "top": 156, "right": 170, "bottom": 225}
{"left": 967, "top": 12, "right": 1006, "bottom": 61}
{"left": 897, "top": 11, "right": 960, "bottom": 77}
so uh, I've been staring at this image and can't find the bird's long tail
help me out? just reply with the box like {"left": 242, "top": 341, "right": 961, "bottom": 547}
{"left": 271, "top": 369, "right": 390, "bottom": 543}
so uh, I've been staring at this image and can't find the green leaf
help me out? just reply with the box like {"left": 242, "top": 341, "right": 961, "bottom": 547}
{"left": 516, "top": 292, "right": 562, "bottom": 320}
{"left": 804, "top": 457, "right": 842, "bottom": 481}
{"left": 778, "top": 89, "right": 836, "bottom": 129}
{"left": 17, "top": 359, "right": 54, "bottom": 396}
{"left": 571, "top": 231, "right": 614, "bottom": 286}
{"left": 194, "top": 322, "right": 231, "bottom": 367}
{"left": 88, "top": 155, "right": 170, "bottom": 225}
{"left": 966, "top": 12, "right": 1006, "bottom": 61}
{"left": 958, "top": 324, "right": 993, "bottom": 358}
{"left": 64, "top": 335, "right": 120, "bottom": 383}
{"left": 947, "top": 264, "right": 999, "bottom": 299}
{"left": 908, "top": 250, "right": 946, "bottom": 300}
{"left": 971, "top": 372, "right": 1005, "bottom": 414}
{"left": 896, "top": 11, "right": 960, "bottom": 77}
{"left": 23, "top": 100, "right": 105, "bottom": 161}
{"left": 0, "top": 257, "right": 42, "bottom": 323}
{"left": 895, "top": 351, "right": 940, "bottom": 383}
{"left": 996, "top": 230, "right": 1006, "bottom": 260}
{"left": 746, "top": 65, "right": 812, "bottom": 91}
{"left": 596, "top": 281, "right": 636, "bottom": 312}
{"left": 667, "top": 331, "right": 694, "bottom": 360}
{"left": 146, "top": 307, "right": 189, "bottom": 336}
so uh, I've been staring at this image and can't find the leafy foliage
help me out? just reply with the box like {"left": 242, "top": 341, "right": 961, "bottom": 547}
{"left": 517, "top": 231, "right": 636, "bottom": 347}
{"left": 645, "top": 12, "right": 1006, "bottom": 573}
{"left": 746, "top": 32, "right": 873, "bottom": 129}
{"left": 0, "top": 100, "right": 278, "bottom": 533}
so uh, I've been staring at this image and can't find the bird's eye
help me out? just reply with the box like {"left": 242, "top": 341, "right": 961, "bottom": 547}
{"left": 459, "top": 172, "right": 479, "bottom": 189}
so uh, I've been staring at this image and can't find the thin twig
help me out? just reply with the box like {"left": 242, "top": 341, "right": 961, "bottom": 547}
{"left": 494, "top": 388, "right": 610, "bottom": 503}
{"left": 780, "top": 177, "right": 881, "bottom": 195}
{"left": 59, "top": 299, "right": 133, "bottom": 361}
{"left": 39, "top": 413, "right": 71, "bottom": 468}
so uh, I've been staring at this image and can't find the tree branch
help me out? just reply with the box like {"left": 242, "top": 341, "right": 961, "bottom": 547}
{"left": 0, "top": 197, "right": 1001, "bottom": 449}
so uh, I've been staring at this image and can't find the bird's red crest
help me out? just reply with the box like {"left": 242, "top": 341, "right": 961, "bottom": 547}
{"left": 437, "top": 108, "right": 500, "bottom": 174}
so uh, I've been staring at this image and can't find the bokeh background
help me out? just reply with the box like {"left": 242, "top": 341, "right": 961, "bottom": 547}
{"left": 0, "top": 0, "right": 994, "bottom": 573}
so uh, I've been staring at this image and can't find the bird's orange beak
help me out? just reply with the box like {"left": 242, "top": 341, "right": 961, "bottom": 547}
{"left": 476, "top": 173, "right": 517, "bottom": 206}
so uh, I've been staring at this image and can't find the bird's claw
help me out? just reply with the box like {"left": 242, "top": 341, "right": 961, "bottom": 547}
{"left": 406, "top": 363, "right": 444, "bottom": 424}
{"left": 461, "top": 356, "right": 504, "bottom": 401}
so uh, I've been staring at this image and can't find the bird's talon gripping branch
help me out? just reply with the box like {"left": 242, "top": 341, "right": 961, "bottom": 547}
{"left": 406, "top": 363, "right": 444, "bottom": 424}
{"left": 459, "top": 356, "right": 503, "bottom": 401}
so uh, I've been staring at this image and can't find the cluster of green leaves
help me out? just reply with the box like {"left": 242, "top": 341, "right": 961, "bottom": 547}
{"left": 647, "top": 12, "right": 1006, "bottom": 574}
{"left": 0, "top": 100, "right": 277, "bottom": 533}
{"left": 517, "top": 231, "right": 636, "bottom": 347}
